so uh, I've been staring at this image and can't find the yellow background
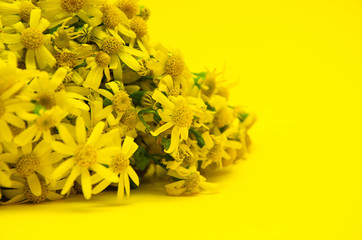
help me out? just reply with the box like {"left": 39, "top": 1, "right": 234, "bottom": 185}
{"left": 1, "top": 0, "right": 362, "bottom": 239}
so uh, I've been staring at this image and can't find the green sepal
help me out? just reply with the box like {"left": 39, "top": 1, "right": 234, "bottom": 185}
{"left": 129, "top": 91, "right": 146, "bottom": 106}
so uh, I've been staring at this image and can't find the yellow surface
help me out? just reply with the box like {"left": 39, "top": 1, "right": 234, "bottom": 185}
{"left": 1, "top": 0, "right": 362, "bottom": 239}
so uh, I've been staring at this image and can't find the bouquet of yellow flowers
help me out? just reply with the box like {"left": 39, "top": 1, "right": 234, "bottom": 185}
{"left": 0, "top": 0, "right": 255, "bottom": 204}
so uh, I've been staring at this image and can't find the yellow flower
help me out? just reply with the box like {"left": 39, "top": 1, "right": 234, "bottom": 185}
{"left": 1, "top": 141, "right": 61, "bottom": 197}
{"left": 14, "top": 106, "right": 67, "bottom": 146}
{"left": 39, "top": 0, "right": 103, "bottom": 28}
{"left": 165, "top": 167, "right": 218, "bottom": 196}
{"left": 96, "top": 81, "right": 133, "bottom": 122}
{"left": 209, "top": 95, "right": 235, "bottom": 129}
{"left": 7, "top": 9, "right": 56, "bottom": 69}
{"left": 147, "top": 45, "right": 191, "bottom": 82}
{"left": 100, "top": 3, "right": 136, "bottom": 38}
{"left": 166, "top": 139, "right": 200, "bottom": 171}
{"left": 200, "top": 130, "right": 242, "bottom": 169}
{"left": 92, "top": 136, "right": 139, "bottom": 202}
{"left": 27, "top": 67, "right": 90, "bottom": 116}
{"left": 118, "top": 0, "right": 139, "bottom": 19}
{"left": 83, "top": 51, "right": 112, "bottom": 90}
{"left": 91, "top": 26, "right": 144, "bottom": 76}
{"left": 0, "top": 52, "right": 38, "bottom": 142}
{"left": 1, "top": 176, "right": 65, "bottom": 204}
{"left": 51, "top": 118, "right": 120, "bottom": 199}
{"left": 118, "top": 107, "right": 146, "bottom": 138}
{"left": 150, "top": 90, "right": 203, "bottom": 154}
{"left": 0, "top": 0, "right": 36, "bottom": 26}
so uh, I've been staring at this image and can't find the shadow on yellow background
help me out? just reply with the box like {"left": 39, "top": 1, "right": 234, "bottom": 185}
{"left": 1, "top": 0, "right": 362, "bottom": 239}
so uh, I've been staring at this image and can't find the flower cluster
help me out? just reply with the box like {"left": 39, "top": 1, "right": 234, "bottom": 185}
{"left": 0, "top": 0, "right": 255, "bottom": 204}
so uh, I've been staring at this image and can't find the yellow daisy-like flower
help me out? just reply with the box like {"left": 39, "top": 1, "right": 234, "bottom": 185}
{"left": 92, "top": 136, "right": 139, "bottom": 202}
{"left": 91, "top": 26, "right": 143, "bottom": 78}
{"left": 83, "top": 51, "right": 112, "bottom": 90}
{"left": 14, "top": 106, "right": 67, "bottom": 146}
{"left": 167, "top": 139, "right": 200, "bottom": 171}
{"left": 96, "top": 81, "right": 133, "bottom": 123}
{"left": 27, "top": 67, "right": 90, "bottom": 115}
{"left": 118, "top": 107, "right": 146, "bottom": 138}
{"left": 200, "top": 130, "right": 242, "bottom": 169}
{"left": 39, "top": 0, "right": 103, "bottom": 28}
{"left": 0, "top": 0, "right": 36, "bottom": 26}
{"left": 8, "top": 9, "right": 56, "bottom": 69}
{"left": 1, "top": 176, "right": 65, "bottom": 204}
{"left": 0, "top": 52, "right": 38, "bottom": 142}
{"left": 118, "top": 0, "right": 139, "bottom": 19}
{"left": 1, "top": 141, "right": 61, "bottom": 197}
{"left": 150, "top": 89, "right": 204, "bottom": 154}
{"left": 147, "top": 45, "right": 190, "bottom": 81}
{"left": 51, "top": 118, "right": 120, "bottom": 199}
{"left": 165, "top": 167, "right": 218, "bottom": 196}
{"left": 100, "top": 3, "right": 136, "bottom": 38}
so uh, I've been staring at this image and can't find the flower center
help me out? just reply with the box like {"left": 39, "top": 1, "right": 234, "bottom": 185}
{"left": 119, "top": 0, "right": 138, "bottom": 19}
{"left": 112, "top": 90, "right": 131, "bottom": 114}
{"left": 213, "top": 107, "right": 233, "bottom": 128}
{"left": 171, "top": 99, "right": 193, "bottom": 128}
{"left": 0, "top": 100, "right": 5, "bottom": 119}
{"left": 102, "top": 5, "right": 124, "bottom": 29}
{"left": 21, "top": 27, "right": 44, "bottom": 49}
{"left": 16, "top": 153, "right": 40, "bottom": 177}
{"left": 164, "top": 52, "right": 184, "bottom": 79}
{"left": 23, "top": 180, "right": 49, "bottom": 203}
{"left": 111, "top": 153, "right": 129, "bottom": 173}
{"left": 55, "top": 51, "right": 77, "bottom": 68}
{"left": 74, "top": 145, "right": 97, "bottom": 167}
{"left": 184, "top": 172, "right": 200, "bottom": 192}
{"left": 95, "top": 51, "right": 111, "bottom": 68}
{"left": 37, "top": 92, "right": 56, "bottom": 109}
{"left": 36, "top": 114, "right": 56, "bottom": 131}
{"left": 103, "top": 36, "right": 122, "bottom": 54}
{"left": 120, "top": 109, "right": 139, "bottom": 130}
{"left": 130, "top": 16, "right": 147, "bottom": 38}
{"left": 60, "top": 0, "right": 84, "bottom": 13}
{"left": 19, "top": 1, "right": 35, "bottom": 22}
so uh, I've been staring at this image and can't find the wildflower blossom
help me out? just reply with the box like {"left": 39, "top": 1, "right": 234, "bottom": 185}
{"left": 51, "top": 118, "right": 120, "bottom": 199}
{"left": 92, "top": 136, "right": 139, "bottom": 201}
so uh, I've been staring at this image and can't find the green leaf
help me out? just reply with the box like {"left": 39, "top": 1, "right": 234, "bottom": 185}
{"left": 134, "top": 145, "right": 150, "bottom": 171}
